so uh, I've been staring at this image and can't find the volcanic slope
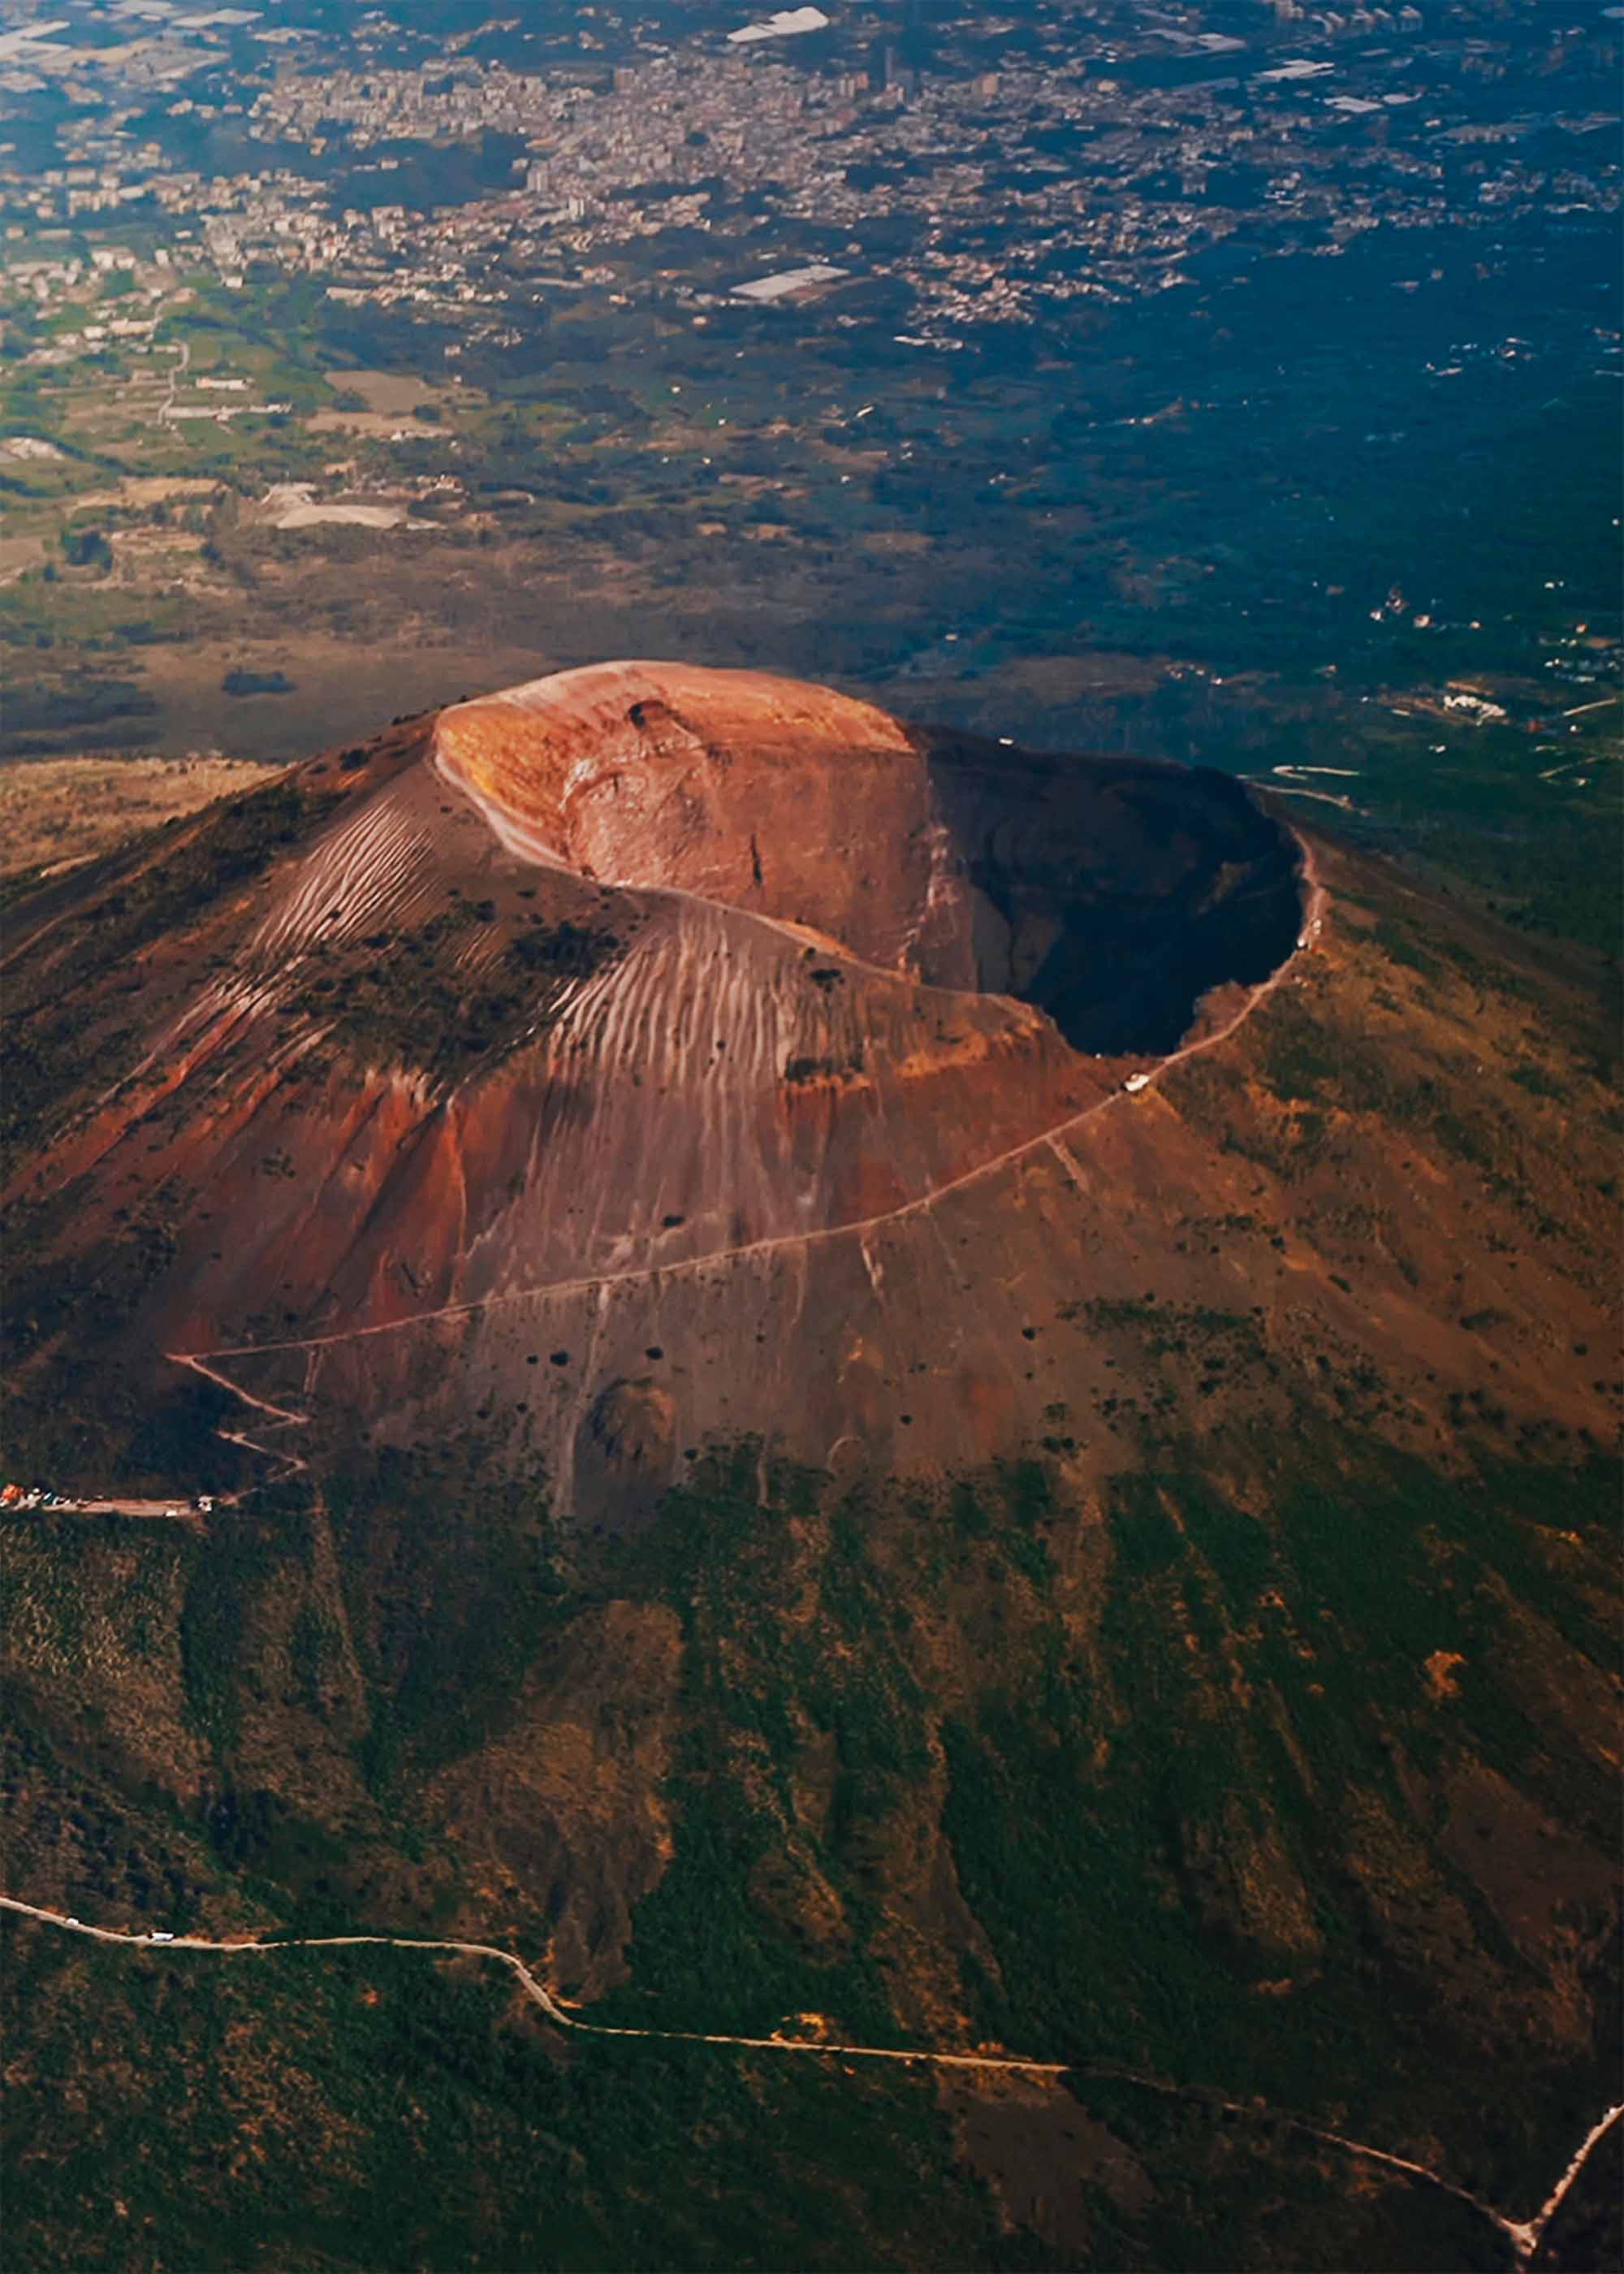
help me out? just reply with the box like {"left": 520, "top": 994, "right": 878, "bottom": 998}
{"left": 2, "top": 664, "right": 1620, "bottom": 2274}
{"left": 4, "top": 659, "right": 1310, "bottom": 1488}
{"left": 2, "top": 655, "right": 1615, "bottom": 1593}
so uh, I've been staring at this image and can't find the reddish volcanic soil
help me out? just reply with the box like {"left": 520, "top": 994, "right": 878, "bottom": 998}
{"left": 434, "top": 664, "right": 949, "bottom": 979}
{"left": 3, "top": 662, "right": 1617, "bottom": 1513}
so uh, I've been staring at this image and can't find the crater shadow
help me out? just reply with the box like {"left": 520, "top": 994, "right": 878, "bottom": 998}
{"left": 918, "top": 726, "right": 1306, "bottom": 1056}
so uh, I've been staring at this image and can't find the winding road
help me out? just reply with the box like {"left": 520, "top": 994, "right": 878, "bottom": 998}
{"left": 2, "top": 1895, "right": 1615, "bottom": 2264}
{"left": 166, "top": 840, "right": 1326, "bottom": 1394}
{"left": 156, "top": 335, "right": 190, "bottom": 426}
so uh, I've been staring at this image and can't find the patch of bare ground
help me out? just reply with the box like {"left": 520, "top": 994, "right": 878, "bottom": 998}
{"left": 333, "top": 369, "right": 467, "bottom": 419}
{"left": 124, "top": 633, "right": 547, "bottom": 763}
{"left": 0, "top": 756, "right": 279, "bottom": 879}
{"left": 74, "top": 478, "right": 223, "bottom": 511}
{"left": 0, "top": 535, "right": 49, "bottom": 585}
{"left": 1432, "top": 1759, "right": 1618, "bottom": 1968}
{"left": 862, "top": 530, "right": 934, "bottom": 556}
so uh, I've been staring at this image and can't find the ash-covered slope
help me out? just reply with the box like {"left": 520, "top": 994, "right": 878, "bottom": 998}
{"left": 3, "top": 662, "right": 1307, "bottom": 1486}
{"left": 3, "top": 664, "right": 1617, "bottom": 1509}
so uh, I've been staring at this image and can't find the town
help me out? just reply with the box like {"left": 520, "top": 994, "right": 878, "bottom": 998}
{"left": 2, "top": 0, "right": 1618, "bottom": 361}
{"left": 0, "top": 0, "right": 1616, "bottom": 949}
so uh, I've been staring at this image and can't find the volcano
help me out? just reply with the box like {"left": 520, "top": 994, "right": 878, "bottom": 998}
{"left": 3, "top": 664, "right": 1618, "bottom": 2274}
{"left": 4, "top": 660, "right": 1326, "bottom": 1498}
{"left": 3, "top": 656, "right": 1613, "bottom": 1506}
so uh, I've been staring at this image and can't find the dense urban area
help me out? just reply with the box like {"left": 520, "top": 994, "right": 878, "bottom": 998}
{"left": 5, "top": 2, "right": 1620, "bottom": 342}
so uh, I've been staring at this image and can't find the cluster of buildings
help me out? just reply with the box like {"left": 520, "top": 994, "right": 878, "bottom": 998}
{"left": 1, "top": 1481, "right": 217, "bottom": 1515}
{"left": 0, "top": 0, "right": 1617, "bottom": 357}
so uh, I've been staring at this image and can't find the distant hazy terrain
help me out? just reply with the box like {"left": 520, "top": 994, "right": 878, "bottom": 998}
{"left": 0, "top": 755, "right": 276, "bottom": 880}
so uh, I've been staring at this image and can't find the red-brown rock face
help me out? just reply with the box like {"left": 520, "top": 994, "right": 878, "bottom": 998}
{"left": 6, "top": 659, "right": 1437, "bottom": 1507}
{"left": 433, "top": 662, "right": 978, "bottom": 984}
{"left": 431, "top": 660, "right": 1305, "bottom": 1052}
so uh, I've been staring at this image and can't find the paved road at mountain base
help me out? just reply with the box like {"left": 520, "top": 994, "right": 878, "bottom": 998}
{"left": 3, "top": 1896, "right": 1616, "bottom": 2266}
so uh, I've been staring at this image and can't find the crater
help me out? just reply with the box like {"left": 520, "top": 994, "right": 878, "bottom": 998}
{"left": 434, "top": 661, "right": 1303, "bottom": 1057}
{"left": 925, "top": 726, "right": 1304, "bottom": 1056}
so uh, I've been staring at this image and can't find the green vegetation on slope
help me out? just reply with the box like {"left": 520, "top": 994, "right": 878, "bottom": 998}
{"left": 938, "top": 1450, "right": 1618, "bottom": 2211}
{"left": 1, "top": 1431, "right": 1616, "bottom": 2271}
{"left": 0, "top": 1917, "right": 1013, "bottom": 2274}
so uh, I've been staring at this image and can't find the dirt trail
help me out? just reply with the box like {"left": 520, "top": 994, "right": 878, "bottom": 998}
{"left": 2, "top": 1894, "right": 1613, "bottom": 2263}
{"left": 164, "top": 1351, "right": 311, "bottom": 1493}
{"left": 166, "top": 838, "right": 1325, "bottom": 1384}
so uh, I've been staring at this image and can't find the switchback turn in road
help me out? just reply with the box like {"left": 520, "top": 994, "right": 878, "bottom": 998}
{"left": 3, "top": 1894, "right": 1617, "bottom": 2266}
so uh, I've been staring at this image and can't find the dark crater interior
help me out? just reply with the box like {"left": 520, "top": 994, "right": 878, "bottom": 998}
{"left": 917, "top": 728, "right": 1306, "bottom": 1057}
